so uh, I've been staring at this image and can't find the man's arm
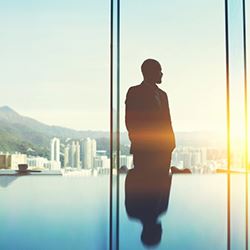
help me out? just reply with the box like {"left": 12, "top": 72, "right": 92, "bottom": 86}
{"left": 125, "top": 87, "right": 138, "bottom": 142}
{"left": 164, "top": 93, "right": 176, "bottom": 152}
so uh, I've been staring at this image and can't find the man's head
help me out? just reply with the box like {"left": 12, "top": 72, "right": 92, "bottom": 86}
{"left": 141, "top": 222, "right": 162, "bottom": 246}
{"left": 141, "top": 59, "right": 163, "bottom": 84}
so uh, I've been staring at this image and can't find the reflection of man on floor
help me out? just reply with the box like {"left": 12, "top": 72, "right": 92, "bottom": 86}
{"left": 125, "top": 168, "right": 172, "bottom": 246}
{"left": 125, "top": 59, "right": 175, "bottom": 172}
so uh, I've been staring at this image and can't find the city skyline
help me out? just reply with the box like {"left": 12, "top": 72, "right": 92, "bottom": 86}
{"left": 0, "top": 0, "right": 249, "bottom": 175}
{"left": 0, "top": 138, "right": 233, "bottom": 174}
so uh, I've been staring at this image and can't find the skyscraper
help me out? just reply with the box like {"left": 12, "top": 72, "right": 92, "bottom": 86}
{"left": 50, "top": 137, "right": 60, "bottom": 162}
{"left": 64, "top": 145, "right": 70, "bottom": 168}
{"left": 50, "top": 137, "right": 61, "bottom": 170}
{"left": 70, "top": 141, "right": 76, "bottom": 167}
{"left": 64, "top": 141, "right": 81, "bottom": 169}
{"left": 75, "top": 141, "right": 80, "bottom": 169}
{"left": 91, "top": 139, "right": 97, "bottom": 159}
{"left": 82, "top": 138, "right": 92, "bottom": 169}
{"left": 81, "top": 138, "right": 97, "bottom": 169}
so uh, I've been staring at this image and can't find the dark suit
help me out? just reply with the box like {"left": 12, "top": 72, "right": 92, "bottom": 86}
{"left": 125, "top": 82, "right": 175, "bottom": 170}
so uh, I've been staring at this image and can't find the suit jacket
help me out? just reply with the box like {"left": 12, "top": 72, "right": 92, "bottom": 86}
{"left": 125, "top": 82, "right": 175, "bottom": 154}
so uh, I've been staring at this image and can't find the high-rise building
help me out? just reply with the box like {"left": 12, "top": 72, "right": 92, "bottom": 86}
{"left": 82, "top": 138, "right": 92, "bottom": 169}
{"left": 75, "top": 141, "right": 80, "bottom": 169}
{"left": 50, "top": 137, "right": 61, "bottom": 170}
{"left": 65, "top": 141, "right": 81, "bottom": 168}
{"left": 64, "top": 145, "right": 70, "bottom": 168}
{"left": 50, "top": 138, "right": 60, "bottom": 162}
{"left": 91, "top": 139, "right": 97, "bottom": 159}
{"left": 70, "top": 141, "right": 76, "bottom": 167}
{"left": 81, "top": 138, "right": 97, "bottom": 169}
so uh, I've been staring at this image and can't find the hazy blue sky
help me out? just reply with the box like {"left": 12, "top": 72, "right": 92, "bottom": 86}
{"left": 0, "top": 0, "right": 249, "bottom": 133}
{"left": 120, "top": 0, "right": 228, "bottom": 133}
{"left": 0, "top": 0, "right": 110, "bottom": 130}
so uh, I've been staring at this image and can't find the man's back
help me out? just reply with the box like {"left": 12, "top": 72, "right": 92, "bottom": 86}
{"left": 125, "top": 82, "right": 175, "bottom": 154}
{"left": 125, "top": 59, "right": 175, "bottom": 170}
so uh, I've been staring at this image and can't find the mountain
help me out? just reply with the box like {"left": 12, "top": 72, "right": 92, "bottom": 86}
{"left": 0, "top": 106, "right": 225, "bottom": 157}
{"left": 0, "top": 106, "right": 116, "bottom": 157}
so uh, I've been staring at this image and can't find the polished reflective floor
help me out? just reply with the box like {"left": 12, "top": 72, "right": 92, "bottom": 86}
{"left": 0, "top": 176, "right": 109, "bottom": 250}
{"left": 0, "top": 174, "right": 248, "bottom": 250}
{"left": 120, "top": 173, "right": 246, "bottom": 250}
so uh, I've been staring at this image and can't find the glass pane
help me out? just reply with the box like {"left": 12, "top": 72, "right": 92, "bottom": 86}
{"left": 121, "top": 0, "right": 227, "bottom": 176}
{"left": 120, "top": 0, "right": 230, "bottom": 249}
{"left": 227, "top": 0, "right": 247, "bottom": 248}
{"left": 0, "top": 1, "right": 110, "bottom": 249}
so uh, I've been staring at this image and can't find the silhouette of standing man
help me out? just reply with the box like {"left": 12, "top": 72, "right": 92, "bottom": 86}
{"left": 125, "top": 59, "right": 175, "bottom": 172}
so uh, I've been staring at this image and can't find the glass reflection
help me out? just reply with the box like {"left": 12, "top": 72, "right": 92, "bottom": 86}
{"left": 125, "top": 168, "right": 171, "bottom": 247}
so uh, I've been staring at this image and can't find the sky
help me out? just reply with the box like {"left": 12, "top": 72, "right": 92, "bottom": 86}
{"left": 0, "top": 0, "right": 110, "bottom": 131}
{"left": 0, "top": 0, "right": 249, "bottom": 134}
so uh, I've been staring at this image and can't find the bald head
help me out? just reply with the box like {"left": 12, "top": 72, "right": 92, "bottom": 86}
{"left": 141, "top": 59, "right": 163, "bottom": 84}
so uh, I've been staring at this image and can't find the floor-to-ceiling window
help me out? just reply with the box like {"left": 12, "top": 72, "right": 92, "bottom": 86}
{"left": 0, "top": 1, "right": 110, "bottom": 249}
{"left": 120, "top": 0, "right": 227, "bottom": 175}
{"left": 114, "top": 0, "right": 249, "bottom": 249}
{"left": 0, "top": 0, "right": 249, "bottom": 249}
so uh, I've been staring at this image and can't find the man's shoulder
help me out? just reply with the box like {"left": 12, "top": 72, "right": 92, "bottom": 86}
{"left": 157, "top": 86, "right": 167, "bottom": 94}
{"left": 127, "top": 84, "right": 143, "bottom": 92}
{"left": 125, "top": 84, "right": 144, "bottom": 104}
{"left": 126, "top": 84, "right": 143, "bottom": 97}
{"left": 157, "top": 87, "right": 168, "bottom": 97}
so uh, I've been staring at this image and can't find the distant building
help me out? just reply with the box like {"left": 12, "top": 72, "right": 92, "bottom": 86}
{"left": 0, "top": 154, "right": 11, "bottom": 169}
{"left": 97, "top": 167, "right": 110, "bottom": 175}
{"left": 45, "top": 160, "right": 61, "bottom": 170}
{"left": 191, "top": 150, "right": 201, "bottom": 166}
{"left": 75, "top": 141, "right": 80, "bottom": 169}
{"left": 64, "top": 141, "right": 80, "bottom": 168}
{"left": 96, "top": 150, "right": 107, "bottom": 156}
{"left": 70, "top": 141, "right": 76, "bottom": 167}
{"left": 50, "top": 137, "right": 60, "bottom": 162}
{"left": 27, "top": 156, "right": 48, "bottom": 168}
{"left": 120, "top": 155, "right": 133, "bottom": 169}
{"left": 11, "top": 153, "right": 27, "bottom": 170}
{"left": 91, "top": 139, "right": 97, "bottom": 159}
{"left": 93, "top": 155, "right": 110, "bottom": 169}
{"left": 0, "top": 153, "right": 27, "bottom": 170}
{"left": 81, "top": 138, "right": 96, "bottom": 169}
{"left": 50, "top": 137, "right": 61, "bottom": 169}
{"left": 201, "top": 148, "right": 207, "bottom": 166}
{"left": 64, "top": 145, "right": 70, "bottom": 168}
{"left": 172, "top": 146, "right": 211, "bottom": 172}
